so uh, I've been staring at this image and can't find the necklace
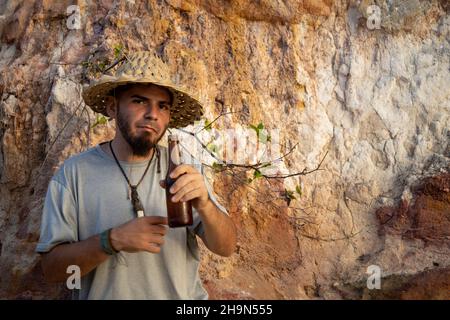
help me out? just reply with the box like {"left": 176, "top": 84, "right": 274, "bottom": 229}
{"left": 109, "top": 141, "right": 158, "bottom": 218}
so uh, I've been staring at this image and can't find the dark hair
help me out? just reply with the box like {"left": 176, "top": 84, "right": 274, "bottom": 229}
{"left": 110, "top": 83, "right": 174, "bottom": 105}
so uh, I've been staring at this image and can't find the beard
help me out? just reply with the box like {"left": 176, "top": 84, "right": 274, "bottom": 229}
{"left": 116, "top": 108, "right": 167, "bottom": 157}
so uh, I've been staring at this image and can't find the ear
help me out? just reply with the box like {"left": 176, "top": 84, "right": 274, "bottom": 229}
{"left": 104, "top": 96, "right": 118, "bottom": 119}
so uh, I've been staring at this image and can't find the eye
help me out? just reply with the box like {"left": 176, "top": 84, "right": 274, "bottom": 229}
{"left": 160, "top": 103, "right": 170, "bottom": 110}
{"left": 132, "top": 99, "right": 145, "bottom": 104}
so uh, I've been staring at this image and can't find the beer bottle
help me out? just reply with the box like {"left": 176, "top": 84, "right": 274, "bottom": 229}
{"left": 165, "top": 134, "right": 193, "bottom": 227}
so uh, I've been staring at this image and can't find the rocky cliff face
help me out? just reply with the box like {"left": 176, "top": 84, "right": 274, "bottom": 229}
{"left": 0, "top": 0, "right": 449, "bottom": 299}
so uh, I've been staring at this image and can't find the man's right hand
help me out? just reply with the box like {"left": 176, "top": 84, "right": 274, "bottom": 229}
{"left": 110, "top": 216, "right": 168, "bottom": 254}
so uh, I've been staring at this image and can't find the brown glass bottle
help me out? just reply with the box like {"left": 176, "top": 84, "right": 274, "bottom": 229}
{"left": 165, "top": 134, "right": 193, "bottom": 228}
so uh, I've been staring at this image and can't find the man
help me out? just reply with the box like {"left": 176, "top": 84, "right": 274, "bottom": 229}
{"left": 36, "top": 51, "right": 237, "bottom": 299}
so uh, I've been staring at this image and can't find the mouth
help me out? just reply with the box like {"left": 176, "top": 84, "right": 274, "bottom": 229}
{"left": 138, "top": 126, "right": 158, "bottom": 134}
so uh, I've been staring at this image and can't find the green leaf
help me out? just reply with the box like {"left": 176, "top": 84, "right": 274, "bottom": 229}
{"left": 249, "top": 124, "right": 258, "bottom": 132}
{"left": 91, "top": 115, "right": 109, "bottom": 128}
{"left": 96, "top": 59, "right": 111, "bottom": 72}
{"left": 250, "top": 123, "right": 267, "bottom": 141}
{"left": 260, "top": 162, "right": 272, "bottom": 169}
{"left": 285, "top": 189, "right": 297, "bottom": 200}
{"left": 212, "top": 162, "right": 225, "bottom": 172}
{"left": 204, "top": 119, "right": 212, "bottom": 131}
{"left": 206, "top": 142, "right": 218, "bottom": 154}
{"left": 258, "top": 130, "right": 271, "bottom": 144}
{"left": 295, "top": 185, "right": 303, "bottom": 197}
{"left": 284, "top": 189, "right": 297, "bottom": 206}
{"left": 114, "top": 44, "right": 124, "bottom": 59}
{"left": 253, "top": 169, "right": 263, "bottom": 179}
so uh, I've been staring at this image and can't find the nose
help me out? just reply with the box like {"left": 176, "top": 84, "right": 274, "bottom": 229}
{"left": 143, "top": 102, "right": 160, "bottom": 120}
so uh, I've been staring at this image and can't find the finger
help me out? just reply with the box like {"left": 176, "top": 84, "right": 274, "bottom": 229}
{"left": 147, "top": 235, "right": 165, "bottom": 245}
{"left": 172, "top": 185, "right": 202, "bottom": 202}
{"left": 159, "top": 180, "right": 166, "bottom": 189}
{"left": 145, "top": 216, "right": 168, "bottom": 225}
{"left": 150, "top": 224, "right": 168, "bottom": 236}
{"left": 177, "top": 188, "right": 203, "bottom": 203}
{"left": 169, "top": 173, "right": 201, "bottom": 194}
{"left": 144, "top": 243, "right": 162, "bottom": 254}
{"left": 169, "top": 164, "right": 198, "bottom": 179}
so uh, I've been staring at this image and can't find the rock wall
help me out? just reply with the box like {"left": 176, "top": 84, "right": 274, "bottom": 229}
{"left": 0, "top": 0, "right": 449, "bottom": 299}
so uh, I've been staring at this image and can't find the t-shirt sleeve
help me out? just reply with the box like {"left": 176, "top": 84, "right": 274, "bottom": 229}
{"left": 188, "top": 165, "right": 228, "bottom": 238}
{"left": 35, "top": 179, "right": 79, "bottom": 253}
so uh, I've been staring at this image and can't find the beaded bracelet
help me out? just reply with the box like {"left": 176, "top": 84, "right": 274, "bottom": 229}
{"left": 100, "top": 228, "right": 118, "bottom": 255}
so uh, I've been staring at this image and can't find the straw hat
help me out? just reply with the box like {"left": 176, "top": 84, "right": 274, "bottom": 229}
{"left": 82, "top": 51, "right": 204, "bottom": 128}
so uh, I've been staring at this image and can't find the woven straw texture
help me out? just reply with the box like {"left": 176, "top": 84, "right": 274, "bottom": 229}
{"left": 82, "top": 51, "right": 204, "bottom": 128}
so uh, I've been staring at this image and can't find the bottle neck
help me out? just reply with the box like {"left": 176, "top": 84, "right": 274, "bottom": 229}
{"left": 168, "top": 140, "right": 181, "bottom": 172}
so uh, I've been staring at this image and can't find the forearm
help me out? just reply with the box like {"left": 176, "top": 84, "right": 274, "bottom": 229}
{"left": 197, "top": 200, "right": 237, "bottom": 257}
{"left": 41, "top": 234, "right": 110, "bottom": 283}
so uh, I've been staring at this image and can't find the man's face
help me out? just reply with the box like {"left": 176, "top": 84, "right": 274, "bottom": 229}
{"left": 113, "top": 84, "right": 171, "bottom": 156}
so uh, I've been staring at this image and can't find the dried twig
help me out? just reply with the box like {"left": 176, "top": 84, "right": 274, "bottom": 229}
{"left": 296, "top": 229, "right": 363, "bottom": 242}
{"left": 263, "top": 150, "right": 329, "bottom": 179}
{"left": 81, "top": 105, "right": 91, "bottom": 150}
{"left": 39, "top": 100, "right": 84, "bottom": 173}
{"left": 195, "top": 111, "right": 238, "bottom": 134}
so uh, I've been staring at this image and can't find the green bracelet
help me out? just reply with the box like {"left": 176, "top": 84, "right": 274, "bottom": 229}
{"left": 100, "top": 228, "right": 118, "bottom": 255}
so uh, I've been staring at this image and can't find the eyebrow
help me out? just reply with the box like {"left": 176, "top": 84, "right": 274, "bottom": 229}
{"left": 130, "top": 94, "right": 171, "bottom": 104}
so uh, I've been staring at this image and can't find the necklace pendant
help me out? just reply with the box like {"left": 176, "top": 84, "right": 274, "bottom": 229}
{"left": 130, "top": 186, "right": 145, "bottom": 218}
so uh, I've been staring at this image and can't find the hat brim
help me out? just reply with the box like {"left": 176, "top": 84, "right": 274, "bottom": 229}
{"left": 82, "top": 77, "right": 204, "bottom": 128}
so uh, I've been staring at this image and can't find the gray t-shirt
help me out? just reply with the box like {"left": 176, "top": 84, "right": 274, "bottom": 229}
{"left": 36, "top": 143, "right": 228, "bottom": 300}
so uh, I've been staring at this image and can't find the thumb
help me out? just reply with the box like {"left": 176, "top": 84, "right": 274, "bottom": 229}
{"left": 159, "top": 180, "right": 166, "bottom": 189}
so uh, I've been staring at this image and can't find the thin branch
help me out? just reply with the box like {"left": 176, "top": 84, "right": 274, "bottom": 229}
{"left": 343, "top": 191, "right": 356, "bottom": 236}
{"left": 263, "top": 150, "right": 329, "bottom": 179}
{"left": 103, "top": 56, "right": 126, "bottom": 73}
{"left": 296, "top": 229, "right": 363, "bottom": 242}
{"left": 39, "top": 100, "right": 84, "bottom": 173}
{"left": 195, "top": 111, "right": 239, "bottom": 134}
{"left": 81, "top": 105, "right": 91, "bottom": 150}
{"left": 177, "top": 127, "right": 223, "bottom": 163}
{"left": 270, "top": 142, "right": 300, "bottom": 163}
{"left": 183, "top": 144, "right": 344, "bottom": 237}
{"left": 48, "top": 62, "right": 84, "bottom": 66}
{"left": 205, "top": 164, "right": 315, "bottom": 214}
{"left": 116, "top": 24, "right": 131, "bottom": 63}
{"left": 175, "top": 109, "right": 314, "bottom": 180}
{"left": 179, "top": 129, "right": 328, "bottom": 182}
